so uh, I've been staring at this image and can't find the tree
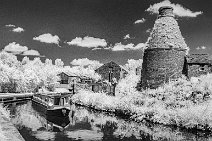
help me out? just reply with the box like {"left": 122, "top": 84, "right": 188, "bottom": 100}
{"left": 0, "top": 51, "right": 20, "bottom": 68}
{"left": 124, "top": 59, "right": 143, "bottom": 73}
{"left": 21, "top": 56, "right": 30, "bottom": 65}
{"left": 45, "top": 59, "right": 53, "bottom": 66}
{"left": 55, "top": 58, "right": 64, "bottom": 68}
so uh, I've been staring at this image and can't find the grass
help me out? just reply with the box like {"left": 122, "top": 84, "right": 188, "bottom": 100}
{"left": 70, "top": 104, "right": 206, "bottom": 140}
{"left": 0, "top": 104, "right": 10, "bottom": 141}
{"left": 0, "top": 104, "right": 10, "bottom": 119}
{"left": 0, "top": 124, "right": 7, "bottom": 141}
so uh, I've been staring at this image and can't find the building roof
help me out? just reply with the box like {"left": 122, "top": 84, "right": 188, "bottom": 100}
{"left": 95, "top": 61, "right": 128, "bottom": 73}
{"left": 186, "top": 54, "right": 212, "bottom": 64}
{"left": 58, "top": 71, "right": 79, "bottom": 77}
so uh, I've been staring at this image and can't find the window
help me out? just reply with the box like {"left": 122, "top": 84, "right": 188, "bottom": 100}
{"left": 61, "top": 80, "right": 68, "bottom": 84}
{"left": 54, "top": 98, "right": 60, "bottom": 105}
{"left": 85, "top": 80, "right": 92, "bottom": 83}
{"left": 199, "top": 67, "right": 205, "bottom": 71}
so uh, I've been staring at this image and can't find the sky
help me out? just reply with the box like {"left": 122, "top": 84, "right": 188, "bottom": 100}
{"left": 0, "top": 0, "right": 211, "bottom": 66}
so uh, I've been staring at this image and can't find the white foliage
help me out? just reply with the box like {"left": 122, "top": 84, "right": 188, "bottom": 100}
{"left": 116, "top": 73, "right": 140, "bottom": 97}
{"left": 124, "top": 59, "right": 143, "bottom": 73}
{"left": 55, "top": 59, "right": 64, "bottom": 67}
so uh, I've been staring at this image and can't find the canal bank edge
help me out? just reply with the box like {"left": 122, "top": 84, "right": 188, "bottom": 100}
{"left": 0, "top": 110, "right": 25, "bottom": 141}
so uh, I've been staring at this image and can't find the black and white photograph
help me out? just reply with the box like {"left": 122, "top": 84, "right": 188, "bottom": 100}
{"left": 0, "top": 0, "right": 211, "bottom": 140}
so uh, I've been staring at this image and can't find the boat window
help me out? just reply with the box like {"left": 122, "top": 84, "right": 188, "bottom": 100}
{"left": 54, "top": 98, "right": 60, "bottom": 105}
{"left": 64, "top": 97, "right": 69, "bottom": 103}
{"left": 61, "top": 98, "right": 65, "bottom": 106}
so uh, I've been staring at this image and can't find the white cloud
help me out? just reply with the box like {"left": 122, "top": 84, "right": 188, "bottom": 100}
{"left": 3, "top": 42, "right": 28, "bottom": 54}
{"left": 124, "top": 34, "right": 130, "bottom": 39}
{"left": 91, "top": 48, "right": 102, "bottom": 51}
{"left": 22, "top": 50, "right": 41, "bottom": 56}
{"left": 146, "top": 0, "right": 203, "bottom": 17}
{"left": 67, "top": 36, "right": 107, "bottom": 48}
{"left": 5, "top": 24, "right": 25, "bottom": 33}
{"left": 134, "top": 18, "right": 146, "bottom": 24}
{"left": 111, "top": 42, "right": 146, "bottom": 51}
{"left": 70, "top": 58, "right": 103, "bottom": 69}
{"left": 33, "top": 33, "right": 60, "bottom": 45}
{"left": 196, "top": 46, "right": 207, "bottom": 50}
{"left": 201, "top": 46, "right": 206, "bottom": 50}
{"left": 12, "top": 27, "right": 25, "bottom": 33}
{"left": 5, "top": 24, "right": 15, "bottom": 27}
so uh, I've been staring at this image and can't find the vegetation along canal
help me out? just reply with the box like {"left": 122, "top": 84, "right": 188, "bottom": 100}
{"left": 4, "top": 100, "right": 212, "bottom": 141}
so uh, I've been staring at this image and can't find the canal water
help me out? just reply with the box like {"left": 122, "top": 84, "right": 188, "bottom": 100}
{"left": 5, "top": 100, "right": 212, "bottom": 141}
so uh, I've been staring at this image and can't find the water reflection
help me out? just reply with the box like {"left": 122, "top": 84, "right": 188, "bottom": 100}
{"left": 6, "top": 101, "right": 212, "bottom": 141}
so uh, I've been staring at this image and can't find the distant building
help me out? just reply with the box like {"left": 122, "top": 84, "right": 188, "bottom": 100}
{"left": 57, "top": 72, "right": 96, "bottom": 92}
{"left": 94, "top": 61, "right": 128, "bottom": 95}
{"left": 80, "top": 76, "right": 93, "bottom": 84}
{"left": 95, "top": 61, "right": 128, "bottom": 83}
{"left": 56, "top": 72, "right": 80, "bottom": 91}
{"left": 185, "top": 54, "right": 212, "bottom": 78}
{"left": 57, "top": 72, "right": 80, "bottom": 84}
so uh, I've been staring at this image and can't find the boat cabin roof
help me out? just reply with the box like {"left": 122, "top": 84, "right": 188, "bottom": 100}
{"left": 35, "top": 92, "right": 71, "bottom": 98}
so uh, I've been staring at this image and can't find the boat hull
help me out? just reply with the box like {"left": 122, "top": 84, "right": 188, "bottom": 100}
{"left": 47, "top": 108, "right": 70, "bottom": 117}
{"left": 32, "top": 99, "right": 70, "bottom": 117}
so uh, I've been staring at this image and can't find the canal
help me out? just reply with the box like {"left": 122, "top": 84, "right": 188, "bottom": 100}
{"left": 5, "top": 100, "right": 212, "bottom": 141}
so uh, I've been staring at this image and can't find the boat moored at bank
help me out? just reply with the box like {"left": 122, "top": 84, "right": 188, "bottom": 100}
{"left": 32, "top": 92, "right": 72, "bottom": 117}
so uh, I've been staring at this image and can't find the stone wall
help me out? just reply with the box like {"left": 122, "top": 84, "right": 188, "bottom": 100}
{"left": 141, "top": 48, "right": 186, "bottom": 89}
{"left": 187, "top": 64, "right": 211, "bottom": 78}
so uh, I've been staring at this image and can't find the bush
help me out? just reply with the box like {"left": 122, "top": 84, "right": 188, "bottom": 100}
{"left": 72, "top": 73, "right": 212, "bottom": 131}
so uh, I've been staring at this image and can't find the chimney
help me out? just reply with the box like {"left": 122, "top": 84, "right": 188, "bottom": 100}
{"left": 158, "top": 6, "right": 174, "bottom": 18}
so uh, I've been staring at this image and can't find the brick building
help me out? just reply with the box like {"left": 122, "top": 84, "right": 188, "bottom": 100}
{"left": 95, "top": 61, "right": 128, "bottom": 83}
{"left": 56, "top": 72, "right": 80, "bottom": 91}
{"left": 94, "top": 61, "right": 128, "bottom": 95}
{"left": 57, "top": 72, "right": 80, "bottom": 84}
{"left": 185, "top": 54, "right": 212, "bottom": 78}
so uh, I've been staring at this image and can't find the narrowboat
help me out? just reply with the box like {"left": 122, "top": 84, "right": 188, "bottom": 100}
{"left": 47, "top": 115, "right": 70, "bottom": 131}
{"left": 32, "top": 92, "right": 71, "bottom": 117}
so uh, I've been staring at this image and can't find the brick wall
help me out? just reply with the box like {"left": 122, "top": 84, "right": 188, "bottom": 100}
{"left": 141, "top": 48, "right": 186, "bottom": 89}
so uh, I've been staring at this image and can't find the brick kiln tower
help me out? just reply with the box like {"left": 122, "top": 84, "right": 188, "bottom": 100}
{"left": 140, "top": 6, "right": 189, "bottom": 89}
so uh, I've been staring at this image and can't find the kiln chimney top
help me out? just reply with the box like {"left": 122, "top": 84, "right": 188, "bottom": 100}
{"left": 158, "top": 6, "right": 174, "bottom": 17}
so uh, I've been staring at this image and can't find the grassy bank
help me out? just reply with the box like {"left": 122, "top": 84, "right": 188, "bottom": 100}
{"left": 71, "top": 106, "right": 209, "bottom": 140}
{"left": 0, "top": 104, "right": 10, "bottom": 141}
{"left": 71, "top": 74, "right": 212, "bottom": 131}
{"left": 0, "top": 124, "right": 7, "bottom": 141}
{"left": 0, "top": 104, "right": 25, "bottom": 141}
